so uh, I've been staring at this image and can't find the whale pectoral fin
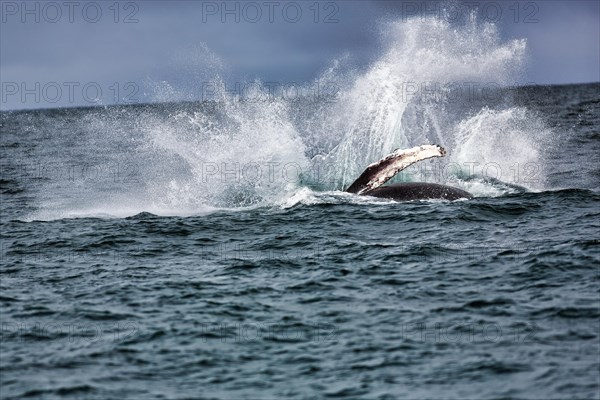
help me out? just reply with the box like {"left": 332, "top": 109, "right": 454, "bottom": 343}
{"left": 345, "top": 144, "right": 446, "bottom": 194}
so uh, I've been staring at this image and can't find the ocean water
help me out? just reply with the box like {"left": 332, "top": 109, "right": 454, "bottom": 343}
{"left": 1, "top": 17, "right": 599, "bottom": 400}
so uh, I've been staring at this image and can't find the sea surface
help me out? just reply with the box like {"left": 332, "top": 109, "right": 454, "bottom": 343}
{"left": 1, "top": 17, "right": 599, "bottom": 400}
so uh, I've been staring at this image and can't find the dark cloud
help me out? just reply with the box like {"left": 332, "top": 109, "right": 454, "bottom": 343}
{"left": 1, "top": 0, "right": 598, "bottom": 110}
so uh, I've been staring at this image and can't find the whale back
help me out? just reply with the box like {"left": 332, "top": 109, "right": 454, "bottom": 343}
{"left": 364, "top": 182, "right": 473, "bottom": 201}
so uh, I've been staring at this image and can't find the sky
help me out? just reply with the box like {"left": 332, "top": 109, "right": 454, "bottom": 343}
{"left": 1, "top": 0, "right": 599, "bottom": 110}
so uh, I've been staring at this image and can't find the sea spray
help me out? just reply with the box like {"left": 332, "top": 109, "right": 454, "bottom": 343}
{"left": 26, "top": 14, "right": 552, "bottom": 218}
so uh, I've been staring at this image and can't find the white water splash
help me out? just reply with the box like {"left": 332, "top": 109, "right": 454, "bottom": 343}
{"left": 452, "top": 107, "right": 551, "bottom": 191}
{"left": 310, "top": 17, "right": 530, "bottom": 191}
{"left": 28, "top": 15, "right": 552, "bottom": 220}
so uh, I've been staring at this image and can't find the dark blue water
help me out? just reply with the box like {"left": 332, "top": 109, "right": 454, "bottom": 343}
{"left": 1, "top": 83, "right": 599, "bottom": 399}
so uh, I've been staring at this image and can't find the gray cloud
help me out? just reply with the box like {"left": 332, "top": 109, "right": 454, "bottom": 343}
{"left": 1, "top": 0, "right": 598, "bottom": 110}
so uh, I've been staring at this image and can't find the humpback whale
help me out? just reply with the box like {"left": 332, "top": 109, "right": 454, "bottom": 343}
{"left": 345, "top": 145, "right": 472, "bottom": 201}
